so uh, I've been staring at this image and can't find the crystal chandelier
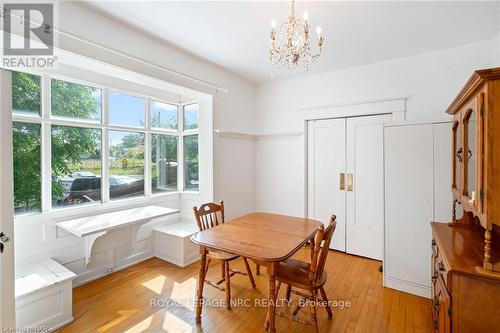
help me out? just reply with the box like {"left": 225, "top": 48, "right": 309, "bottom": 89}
{"left": 269, "top": 0, "right": 324, "bottom": 71}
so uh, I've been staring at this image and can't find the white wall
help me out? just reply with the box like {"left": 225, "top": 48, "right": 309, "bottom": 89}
{"left": 14, "top": 2, "right": 257, "bottom": 284}
{"left": 255, "top": 40, "right": 497, "bottom": 216}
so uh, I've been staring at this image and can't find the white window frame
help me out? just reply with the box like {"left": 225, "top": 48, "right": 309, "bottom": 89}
{"left": 11, "top": 70, "right": 200, "bottom": 217}
{"left": 179, "top": 102, "right": 200, "bottom": 192}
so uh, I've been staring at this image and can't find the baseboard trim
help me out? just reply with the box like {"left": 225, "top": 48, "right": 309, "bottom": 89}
{"left": 383, "top": 276, "right": 431, "bottom": 299}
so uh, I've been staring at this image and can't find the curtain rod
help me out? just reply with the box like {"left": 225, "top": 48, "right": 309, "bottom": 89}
{"left": 4, "top": 10, "right": 229, "bottom": 93}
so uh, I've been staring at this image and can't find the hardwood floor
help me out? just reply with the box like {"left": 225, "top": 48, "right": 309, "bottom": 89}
{"left": 57, "top": 248, "right": 432, "bottom": 333}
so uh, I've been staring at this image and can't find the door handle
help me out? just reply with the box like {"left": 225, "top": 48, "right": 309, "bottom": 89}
{"left": 0, "top": 232, "right": 9, "bottom": 254}
{"left": 339, "top": 173, "right": 345, "bottom": 191}
{"left": 347, "top": 173, "right": 353, "bottom": 191}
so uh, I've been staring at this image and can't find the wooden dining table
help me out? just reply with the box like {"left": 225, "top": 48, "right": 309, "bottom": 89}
{"left": 190, "top": 212, "right": 321, "bottom": 333}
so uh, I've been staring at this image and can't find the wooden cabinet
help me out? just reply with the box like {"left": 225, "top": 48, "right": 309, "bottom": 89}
{"left": 447, "top": 67, "right": 500, "bottom": 272}
{"left": 431, "top": 223, "right": 500, "bottom": 333}
{"left": 430, "top": 67, "right": 500, "bottom": 333}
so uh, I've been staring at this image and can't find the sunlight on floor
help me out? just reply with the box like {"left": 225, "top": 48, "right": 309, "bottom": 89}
{"left": 97, "top": 310, "right": 139, "bottom": 332}
{"left": 170, "top": 277, "right": 197, "bottom": 307}
{"left": 141, "top": 275, "right": 167, "bottom": 295}
{"left": 162, "top": 312, "right": 192, "bottom": 333}
{"left": 123, "top": 313, "right": 154, "bottom": 333}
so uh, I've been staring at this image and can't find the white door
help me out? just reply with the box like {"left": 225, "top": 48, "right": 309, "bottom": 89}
{"left": 307, "top": 118, "right": 346, "bottom": 251}
{"left": 346, "top": 115, "right": 391, "bottom": 260}
{"left": 384, "top": 124, "right": 434, "bottom": 288}
{"left": 0, "top": 70, "right": 16, "bottom": 328}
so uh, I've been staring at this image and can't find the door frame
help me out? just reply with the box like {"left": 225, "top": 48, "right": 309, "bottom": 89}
{"left": 300, "top": 97, "right": 407, "bottom": 217}
{"left": 0, "top": 70, "right": 16, "bottom": 328}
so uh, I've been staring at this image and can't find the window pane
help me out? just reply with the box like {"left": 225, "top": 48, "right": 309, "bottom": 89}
{"left": 109, "top": 91, "right": 145, "bottom": 127}
{"left": 184, "top": 134, "right": 198, "bottom": 191}
{"left": 152, "top": 101, "right": 177, "bottom": 130}
{"left": 13, "top": 122, "right": 41, "bottom": 214}
{"left": 12, "top": 71, "right": 41, "bottom": 116}
{"left": 109, "top": 131, "right": 145, "bottom": 199}
{"left": 51, "top": 126, "right": 101, "bottom": 208}
{"left": 152, "top": 134, "right": 177, "bottom": 193}
{"left": 183, "top": 103, "right": 198, "bottom": 130}
{"left": 51, "top": 79, "right": 102, "bottom": 121}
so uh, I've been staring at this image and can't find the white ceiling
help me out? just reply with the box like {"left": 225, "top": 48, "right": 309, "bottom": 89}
{"left": 86, "top": 1, "right": 499, "bottom": 84}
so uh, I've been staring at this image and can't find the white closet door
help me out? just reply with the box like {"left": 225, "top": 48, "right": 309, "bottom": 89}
{"left": 307, "top": 118, "right": 346, "bottom": 251}
{"left": 346, "top": 115, "right": 391, "bottom": 260}
{"left": 433, "top": 123, "right": 454, "bottom": 221}
{"left": 384, "top": 124, "right": 434, "bottom": 289}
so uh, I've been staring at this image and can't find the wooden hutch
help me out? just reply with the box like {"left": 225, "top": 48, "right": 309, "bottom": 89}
{"left": 431, "top": 67, "right": 500, "bottom": 332}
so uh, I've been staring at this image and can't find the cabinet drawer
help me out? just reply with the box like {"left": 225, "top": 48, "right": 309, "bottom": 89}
{"left": 432, "top": 276, "right": 451, "bottom": 333}
{"left": 432, "top": 238, "right": 449, "bottom": 289}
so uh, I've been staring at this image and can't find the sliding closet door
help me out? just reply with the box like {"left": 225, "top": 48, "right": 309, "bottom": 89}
{"left": 308, "top": 118, "right": 346, "bottom": 251}
{"left": 346, "top": 115, "right": 391, "bottom": 260}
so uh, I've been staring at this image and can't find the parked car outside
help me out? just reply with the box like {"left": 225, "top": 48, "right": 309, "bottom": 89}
{"left": 57, "top": 175, "right": 144, "bottom": 205}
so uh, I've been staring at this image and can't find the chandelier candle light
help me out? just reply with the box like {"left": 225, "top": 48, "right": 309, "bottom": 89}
{"left": 270, "top": 0, "right": 324, "bottom": 70}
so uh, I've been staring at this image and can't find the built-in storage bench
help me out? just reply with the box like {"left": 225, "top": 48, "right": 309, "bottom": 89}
{"left": 15, "top": 259, "right": 76, "bottom": 332}
{"left": 154, "top": 222, "right": 200, "bottom": 267}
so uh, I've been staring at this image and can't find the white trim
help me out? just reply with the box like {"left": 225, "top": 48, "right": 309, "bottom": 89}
{"left": 0, "top": 69, "right": 16, "bottom": 329}
{"left": 144, "top": 97, "right": 152, "bottom": 196}
{"left": 102, "top": 89, "right": 110, "bottom": 203}
{"left": 298, "top": 97, "right": 407, "bottom": 122}
{"left": 383, "top": 276, "right": 431, "bottom": 299}
{"left": 41, "top": 75, "right": 52, "bottom": 213}
{"left": 214, "top": 130, "right": 303, "bottom": 140}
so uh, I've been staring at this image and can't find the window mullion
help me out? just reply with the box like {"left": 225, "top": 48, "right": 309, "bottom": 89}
{"left": 41, "top": 75, "right": 51, "bottom": 212}
{"left": 177, "top": 104, "right": 184, "bottom": 192}
{"left": 102, "top": 88, "right": 110, "bottom": 203}
{"left": 144, "top": 97, "right": 152, "bottom": 196}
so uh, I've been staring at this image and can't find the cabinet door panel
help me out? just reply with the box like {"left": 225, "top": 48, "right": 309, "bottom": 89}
{"left": 384, "top": 124, "right": 433, "bottom": 287}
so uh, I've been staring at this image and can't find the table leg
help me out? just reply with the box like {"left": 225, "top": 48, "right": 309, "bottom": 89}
{"left": 195, "top": 246, "right": 207, "bottom": 323}
{"left": 264, "top": 262, "right": 277, "bottom": 332}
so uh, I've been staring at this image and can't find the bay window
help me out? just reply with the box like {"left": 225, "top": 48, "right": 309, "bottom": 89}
{"left": 11, "top": 70, "right": 199, "bottom": 216}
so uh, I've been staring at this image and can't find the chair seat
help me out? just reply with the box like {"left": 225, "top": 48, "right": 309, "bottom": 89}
{"left": 276, "top": 258, "right": 327, "bottom": 289}
{"left": 207, "top": 250, "right": 239, "bottom": 261}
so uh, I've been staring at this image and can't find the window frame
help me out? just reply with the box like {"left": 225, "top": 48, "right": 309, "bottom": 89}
{"left": 11, "top": 71, "right": 199, "bottom": 217}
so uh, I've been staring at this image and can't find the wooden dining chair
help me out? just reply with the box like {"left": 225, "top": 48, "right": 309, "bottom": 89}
{"left": 193, "top": 201, "right": 256, "bottom": 310}
{"left": 265, "top": 215, "right": 337, "bottom": 333}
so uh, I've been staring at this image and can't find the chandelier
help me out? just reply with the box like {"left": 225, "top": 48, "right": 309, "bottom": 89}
{"left": 269, "top": 0, "right": 324, "bottom": 71}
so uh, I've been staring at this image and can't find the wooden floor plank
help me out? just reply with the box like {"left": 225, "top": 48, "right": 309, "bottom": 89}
{"left": 56, "top": 248, "right": 432, "bottom": 333}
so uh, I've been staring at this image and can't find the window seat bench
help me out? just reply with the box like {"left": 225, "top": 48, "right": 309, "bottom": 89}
{"left": 15, "top": 259, "right": 76, "bottom": 332}
{"left": 154, "top": 222, "right": 200, "bottom": 267}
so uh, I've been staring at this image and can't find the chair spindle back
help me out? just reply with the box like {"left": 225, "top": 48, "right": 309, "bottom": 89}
{"left": 309, "top": 215, "right": 337, "bottom": 282}
{"left": 193, "top": 201, "right": 225, "bottom": 231}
